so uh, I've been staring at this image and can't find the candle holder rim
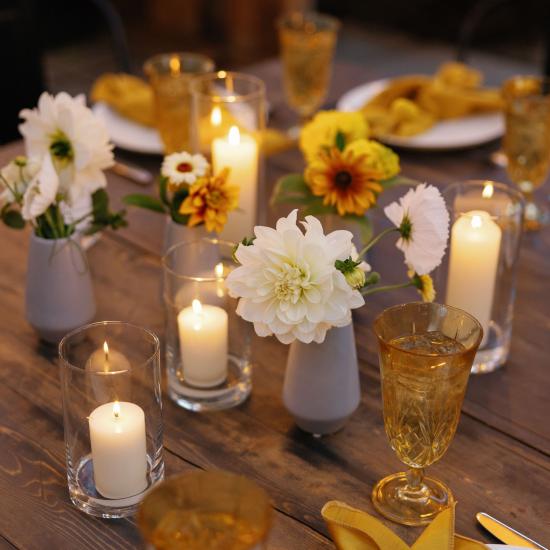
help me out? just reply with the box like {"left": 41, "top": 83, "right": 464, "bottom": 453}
{"left": 189, "top": 71, "right": 266, "bottom": 104}
{"left": 276, "top": 10, "right": 341, "bottom": 32}
{"left": 162, "top": 237, "right": 237, "bottom": 281}
{"left": 373, "top": 301, "right": 483, "bottom": 357}
{"left": 502, "top": 74, "right": 550, "bottom": 98}
{"left": 143, "top": 51, "right": 215, "bottom": 75}
{"left": 58, "top": 320, "right": 160, "bottom": 374}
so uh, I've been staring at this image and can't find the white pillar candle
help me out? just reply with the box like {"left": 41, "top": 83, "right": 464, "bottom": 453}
{"left": 446, "top": 210, "right": 502, "bottom": 346}
{"left": 212, "top": 125, "right": 259, "bottom": 243}
{"left": 89, "top": 401, "right": 148, "bottom": 499}
{"left": 178, "top": 299, "right": 228, "bottom": 387}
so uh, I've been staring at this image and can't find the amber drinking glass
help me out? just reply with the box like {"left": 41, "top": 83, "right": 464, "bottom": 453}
{"left": 502, "top": 75, "right": 550, "bottom": 230}
{"left": 372, "top": 303, "right": 482, "bottom": 526}
{"left": 138, "top": 471, "right": 273, "bottom": 550}
{"left": 144, "top": 52, "right": 214, "bottom": 153}
{"left": 277, "top": 11, "right": 339, "bottom": 128}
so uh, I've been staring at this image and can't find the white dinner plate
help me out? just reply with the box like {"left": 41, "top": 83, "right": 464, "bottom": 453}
{"left": 336, "top": 78, "right": 504, "bottom": 151}
{"left": 92, "top": 102, "right": 164, "bottom": 155}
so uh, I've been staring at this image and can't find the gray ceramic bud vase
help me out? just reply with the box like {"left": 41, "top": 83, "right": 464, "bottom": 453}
{"left": 25, "top": 234, "right": 96, "bottom": 343}
{"left": 283, "top": 323, "right": 361, "bottom": 436}
{"left": 163, "top": 217, "right": 209, "bottom": 255}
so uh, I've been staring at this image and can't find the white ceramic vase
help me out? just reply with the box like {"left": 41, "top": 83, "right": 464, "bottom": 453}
{"left": 163, "top": 217, "right": 209, "bottom": 255}
{"left": 25, "top": 234, "right": 96, "bottom": 343}
{"left": 282, "top": 323, "right": 361, "bottom": 436}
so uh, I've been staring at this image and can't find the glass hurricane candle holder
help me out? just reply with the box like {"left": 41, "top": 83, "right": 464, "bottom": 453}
{"left": 59, "top": 321, "right": 164, "bottom": 518}
{"left": 144, "top": 52, "right": 215, "bottom": 154}
{"left": 163, "top": 238, "right": 252, "bottom": 411}
{"left": 190, "top": 71, "right": 266, "bottom": 243}
{"left": 434, "top": 180, "right": 524, "bottom": 373}
{"left": 138, "top": 471, "right": 273, "bottom": 550}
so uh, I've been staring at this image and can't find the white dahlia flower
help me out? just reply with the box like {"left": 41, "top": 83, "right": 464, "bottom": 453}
{"left": 226, "top": 209, "right": 365, "bottom": 344}
{"left": 21, "top": 154, "right": 59, "bottom": 220}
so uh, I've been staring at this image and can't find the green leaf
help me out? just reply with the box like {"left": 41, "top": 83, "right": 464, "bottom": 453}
{"left": 342, "top": 213, "right": 373, "bottom": 243}
{"left": 2, "top": 209, "right": 25, "bottom": 229}
{"left": 335, "top": 130, "right": 346, "bottom": 151}
{"left": 123, "top": 194, "right": 166, "bottom": 213}
{"left": 302, "top": 199, "right": 337, "bottom": 216}
{"left": 380, "top": 175, "right": 419, "bottom": 189}
{"left": 86, "top": 189, "right": 128, "bottom": 234}
{"left": 92, "top": 188, "right": 109, "bottom": 216}
{"left": 169, "top": 187, "right": 190, "bottom": 225}
{"left": 271, "top": 174, "right": 313, "bottom": 206}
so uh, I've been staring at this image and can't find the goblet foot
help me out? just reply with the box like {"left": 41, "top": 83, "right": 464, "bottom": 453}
{"left": 372, "top": 472, "right": 454, "bottom": 526}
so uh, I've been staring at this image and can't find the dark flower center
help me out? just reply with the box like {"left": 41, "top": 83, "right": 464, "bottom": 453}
{"left": 49, "top": 130, "right": 73, "bottom": 162}
{"left": 400, "top": 215, "right": 412, "bottom": 240}
{"left": 177, "top": 162, "right": 193, "bottom": 173}
{"left": 334, "top": 170, "right": 353, "bottom": 189}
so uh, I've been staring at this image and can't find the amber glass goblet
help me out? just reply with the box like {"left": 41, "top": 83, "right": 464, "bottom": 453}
{"left": 372, "top": 302, "right": 482, "bottom": 526}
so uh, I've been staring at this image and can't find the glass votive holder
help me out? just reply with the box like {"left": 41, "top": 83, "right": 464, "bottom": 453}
{"left": 190, "top": 71, "right": 266, "bottom": 243}
{"left": 138, "top": 470, "right": 273, "bottom": 550}
{"left": 144, "top": 52, "right": 215, "bottom": 154}
{"left": 434, "top": 180, "right": 525, "bottom": 373}
{"left": 163, "top": 238, "right": 252, "bottom": 411}
{"left": 59, "top": 321, "right": 164, "bottom": 518}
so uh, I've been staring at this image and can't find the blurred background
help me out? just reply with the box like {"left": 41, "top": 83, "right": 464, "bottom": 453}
{"left": 1, "top": 0, "right": 546, "bottom": 144}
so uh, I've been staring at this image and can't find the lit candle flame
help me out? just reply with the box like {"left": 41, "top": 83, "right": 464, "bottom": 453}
{"left": 103, "top": 341, "right": 109, "bottom": 357}
{"left": 211, "top": 106, "right": 222, "bottom": 127}
{"left": 215, "top": 262, "right": 225, "bottom": 298}
{"left": 228, "top": 125, "right": 240, "bottom": 145}
{"left": 169, "top": 55, "right": 180, "bottom": 75}
{"left": 113, "top": 401, "right": 120, "bottom": 418}
{"left": 192, "top": 299, "right": 203, "bottom": 315}
{"left": 215, "top": 262, "right": 224, "bottom": 278}
{"left": 471, "top": 215, "right": 483, "bottom": 229}
{"left": 482, "top": 183, "right": 494, "bottom": 199}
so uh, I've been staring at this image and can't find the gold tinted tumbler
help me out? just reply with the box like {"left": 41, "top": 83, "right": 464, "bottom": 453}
{"left": 372, "top": 302, "right": 482, "bottom": 526}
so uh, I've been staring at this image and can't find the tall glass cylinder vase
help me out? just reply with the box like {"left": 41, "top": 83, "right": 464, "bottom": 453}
{"left": 59, "top": 321, "right": 164, "bottom": 518}
{"left": 190, "top": 71, "right": 266, "bottom": 243}
{"left": 434, "top": 180, "right": 524, "bottom": 373}
{"left": 163, "top": 238, "right": 252, "bottom": 411}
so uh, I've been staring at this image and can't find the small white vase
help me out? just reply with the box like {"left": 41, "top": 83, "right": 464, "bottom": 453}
{"left": 25, "top": 234, "right": 96, "bottom": 343}
{"left": 282, "top": 323, "right": 361, "bottom": 436}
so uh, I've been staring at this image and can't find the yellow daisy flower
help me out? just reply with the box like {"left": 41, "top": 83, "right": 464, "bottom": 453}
{"left": 299, "top": 111, "right": 369, "bottom": 162}
{"left": 408, "top": 269, "right": 436, "bottom": 302}
{"left": 179, "top": 168, "right": 239, "bottom": 233}
{"left": 305, "top": 144, "right": 383, "bottom": 216}
{"left": 346, "top": 139, "right": 400, "bottom": 180}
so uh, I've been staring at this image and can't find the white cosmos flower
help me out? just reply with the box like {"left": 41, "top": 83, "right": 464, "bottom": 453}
{"left": 22, "top": 154, "right": 59, "bottom": 220}
{"left": 384, "top": 183, "right": 449, "bottom": 275}
{"left": 18, "top": 92, "right": 114, "bottom": 203}
{"left": 226, "top": 209, "right": 365, "bottom": 344}
{"left": 161, "top": 152, "right": 209, "bottom": 186}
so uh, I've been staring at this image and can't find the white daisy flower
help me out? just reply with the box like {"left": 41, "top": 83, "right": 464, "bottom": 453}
{"left": 161, "top": 152, "right": 209, "bottom": 186}
{"left": 226, "top": 209, "right": 365, "bottom": 344}
{"left": 18, "top": 92, "right": 114, "bottom": 202}
{"left": 21, "top": 154, "right": 59, "bottom": 220}
{"left": 384, "top": 183, "right": 449, "bottom": 275}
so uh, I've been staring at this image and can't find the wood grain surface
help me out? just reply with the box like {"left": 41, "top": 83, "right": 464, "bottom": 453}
{"left": 0, "top": 55, "right": 549, "bottom": 549}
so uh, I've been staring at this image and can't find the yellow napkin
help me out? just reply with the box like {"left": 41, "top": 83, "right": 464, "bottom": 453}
{"left": 90, "top": 73, "right": 295, "bottom": 156}
{"left": 322, "top": 501, "right": 487, "bottom": 550}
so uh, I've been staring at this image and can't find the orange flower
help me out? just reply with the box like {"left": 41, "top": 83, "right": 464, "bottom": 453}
{"left": 179, "top": 168, "right": 239, "bottom": 233}
{"left": 305, "top": 146, "right": 383, "bottom": 216}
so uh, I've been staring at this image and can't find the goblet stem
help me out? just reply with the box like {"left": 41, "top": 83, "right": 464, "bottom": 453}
{"left": 406, "top": 467, "right": 425, "bottom": 491}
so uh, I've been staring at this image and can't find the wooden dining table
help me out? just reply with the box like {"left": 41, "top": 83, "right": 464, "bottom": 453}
{"left": 0, "top": 54, "right": 549, "bottom": 550}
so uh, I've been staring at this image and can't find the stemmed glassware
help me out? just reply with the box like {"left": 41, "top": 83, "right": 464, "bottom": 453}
{"left": 372, "top": 302, "right": 482, "bottom": 526}
{"left": 502, "top": 75, "right": 550, "bottom": 230}
{"left": 277, "top": 11, "right": 340, "bottom": 136}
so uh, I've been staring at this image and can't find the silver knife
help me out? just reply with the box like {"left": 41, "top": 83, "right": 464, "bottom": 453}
{"left": 476, "top": 512, "right": 547, "bottom": 549}
{"left": 111, "top": 161, "right": 153, "bottom": 186}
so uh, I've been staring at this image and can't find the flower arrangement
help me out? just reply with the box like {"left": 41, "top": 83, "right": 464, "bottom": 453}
{"left": 271, "top": 110, "right": 416, "bottom": 240}
{"left": 124, "top": 151, "right": 239, "bottom": 233}
{"left": 0, "top": 92, "right": 126, "bottom": 238}
{"left": 227, "top": 184, "right": 449, "bottom": 344}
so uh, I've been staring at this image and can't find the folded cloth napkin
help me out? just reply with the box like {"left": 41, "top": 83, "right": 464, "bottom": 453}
{"left": 90, "top": 73, "right": 295, "bottom": 156}
{"left": 322, "top": 501, "right": 487, "bottom": 550}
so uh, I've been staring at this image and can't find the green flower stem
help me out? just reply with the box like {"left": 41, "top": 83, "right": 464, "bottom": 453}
{"left": 0, "top": 174, "right": 21, "bottom": 202}
{"left": 361, "top": 281, "right": 413, "bottom": 296}
{"left": 44, "top": 208, "right": 60, "bottom": 239}
{"left": 55, "top": 206, "right": 66, "bottom": 237}
{"left": 357, "top": 227, "right": 398, "bottom": 258}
